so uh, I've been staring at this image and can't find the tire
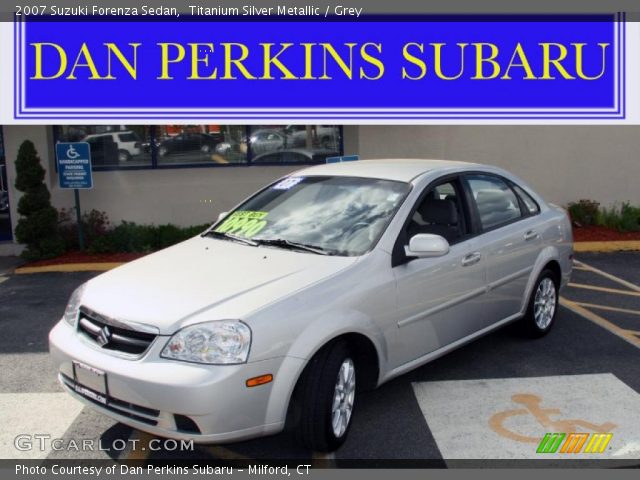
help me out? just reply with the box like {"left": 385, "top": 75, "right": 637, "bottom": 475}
{"left": 201, "top": 144, "right": 211, "bottom": 154}
{"left": 158, "top": 146, "right": 168, "bottom": 157}
{"left": 292, "top": 340, "right": 356, "bottom": 452}
{"left": 118, "top": 150, "right": 131, "bottom": 162}
{"left": 520, "top": 269, "right": 559, "bottom": 338}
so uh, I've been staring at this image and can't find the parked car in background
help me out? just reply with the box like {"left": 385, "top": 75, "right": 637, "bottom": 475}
{"left": 0, "top": 190, "right": 8, "bottom": 213}
{"left": 84, "top": 131, "right": 142, "bottom": 162}
{"left": 251, "top": 148, "right": 340, "bottom": 164}
{"left": 284, "top": 125, "right": 340, "bottom": 149}
{"left": 49, "top": 160, "right": 573, "bottom": 452}
{"left": 157, "top": 133, "right": 224, "bottom": 157}
{"left": 84, "top": 135, "right": 120, "bottom": 166}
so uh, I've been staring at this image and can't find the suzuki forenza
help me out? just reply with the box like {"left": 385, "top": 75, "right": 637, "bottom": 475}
{"left": 50, "top": 160, "right": 573, "bottom": 451}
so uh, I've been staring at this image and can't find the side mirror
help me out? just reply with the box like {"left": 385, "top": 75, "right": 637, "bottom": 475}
{"left": 404, "top": 234, "right": 450, "bottom": 258}
{"left": 217, "top": 211, "right": 228, "bottom": 222}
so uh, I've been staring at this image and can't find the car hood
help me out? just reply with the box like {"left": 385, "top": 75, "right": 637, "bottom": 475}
{"left": 81, "top": 236, "right": 357, "bottom": 334}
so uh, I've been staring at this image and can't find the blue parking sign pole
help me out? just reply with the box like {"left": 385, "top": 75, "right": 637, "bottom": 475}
{"left": 55, "top": 142, "right": 93, "bottom": 251}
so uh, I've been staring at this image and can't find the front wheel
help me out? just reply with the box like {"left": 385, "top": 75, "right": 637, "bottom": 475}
{"left": 520, "top": 269, "right": 559, "bottom": 337}
{"left": 293, "top": 340, "right": 356, "bottom": 452}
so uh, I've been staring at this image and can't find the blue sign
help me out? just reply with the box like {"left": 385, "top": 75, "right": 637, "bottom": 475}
{"left": 15, "top": 15, "right": 624, "bottom": 119}
{"left": 55, "top": 143, "right": 93, "bottom": 189}
{"left": 326, "top": 155, "right": 359, "bottom": 164}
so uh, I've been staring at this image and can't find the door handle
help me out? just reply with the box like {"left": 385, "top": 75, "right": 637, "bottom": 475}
{"left": 524, "top": 230, "right": 539, "bottom": 241}
{"left": 462, "top": 252, "right": 481, "bottom": 267}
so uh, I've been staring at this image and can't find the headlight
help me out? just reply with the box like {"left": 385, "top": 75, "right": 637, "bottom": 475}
{"left": 161, "top": 321, "right": 251, "bottom": 365}
{"left": 63, "top": 283, "right": 86, "bottom": 327}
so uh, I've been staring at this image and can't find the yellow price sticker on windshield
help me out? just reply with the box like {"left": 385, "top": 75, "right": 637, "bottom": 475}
{"left": 215, "top": 211, "right": 268, "bottom": 238}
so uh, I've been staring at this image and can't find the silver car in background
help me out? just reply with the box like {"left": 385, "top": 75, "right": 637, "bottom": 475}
{"left": 49, "top": 160, "right": 573, "bottom": 451}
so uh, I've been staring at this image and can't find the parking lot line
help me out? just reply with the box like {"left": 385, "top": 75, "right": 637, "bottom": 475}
{"left": 568, "top": 283, "right": 640, "bottom": 297}
{"left": 560, "top": 298, "right": 640, "bottom": 349}
{"left": 574, "top": 302, "right": 640, "bottom": 317}
{"left": 574, "top": 260, "right": 640, "bottom": 293}
{"left": 0, "top": 276, "right": 7, "bottom": 284}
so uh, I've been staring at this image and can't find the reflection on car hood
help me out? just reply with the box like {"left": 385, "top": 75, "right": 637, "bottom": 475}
{"left": 81, "top": 236, "right": 356, "bottom": 334}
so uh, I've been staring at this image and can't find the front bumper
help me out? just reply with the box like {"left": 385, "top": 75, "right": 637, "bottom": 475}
{"left": 49, "top": 320, "right": 304, "bottom": 443}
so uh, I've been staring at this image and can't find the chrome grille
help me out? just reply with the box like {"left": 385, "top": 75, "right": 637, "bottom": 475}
{"left": 77, "top": 307, "right": 157, "bottom": 355}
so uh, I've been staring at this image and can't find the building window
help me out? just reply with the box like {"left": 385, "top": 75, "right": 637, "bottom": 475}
{"left": 54, "top": 125, "right": 342, "bottom": 170}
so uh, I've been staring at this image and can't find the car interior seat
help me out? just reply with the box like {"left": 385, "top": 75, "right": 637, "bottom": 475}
{"left": 408, "top": 198, "right": 460, "bottom": 243}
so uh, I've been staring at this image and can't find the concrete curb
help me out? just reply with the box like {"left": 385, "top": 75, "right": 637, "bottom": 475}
{"left": 15, "top": 263, "right": 124, "bottom": 274}
{"left": 9, "top": 241, "right": 640, "bottom": 274}
{"left": 573, "top": 241, "right": 640, "bottom": 253}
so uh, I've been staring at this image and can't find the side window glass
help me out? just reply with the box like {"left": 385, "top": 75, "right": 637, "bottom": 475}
{"left": 407, "top": 181, "right": 465, "bottom": 244}
{"left": 513, "top": 184, "right": 540, "bottom": 215}
{"left": 467, "top": 175, "right": 522, "bottom": 230}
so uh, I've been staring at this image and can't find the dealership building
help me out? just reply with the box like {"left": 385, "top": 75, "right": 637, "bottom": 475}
{"left": 1, "top": 124, "right": 639, "bottom": 255}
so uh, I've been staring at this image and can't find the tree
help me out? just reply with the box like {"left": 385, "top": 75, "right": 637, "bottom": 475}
{"left": 13, "top": 140, "right": 64, "bottom": 260}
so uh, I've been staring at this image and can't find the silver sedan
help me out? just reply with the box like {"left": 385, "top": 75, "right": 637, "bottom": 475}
{"left": 49, "top": 159, "right": 573, "bottom": 451}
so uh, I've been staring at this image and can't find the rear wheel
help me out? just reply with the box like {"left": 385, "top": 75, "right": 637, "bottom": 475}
{"left": 520, "top": 269, "right": 559, "bottom": 337}
{"left": 293, "top": 340, "right": 356, "bottom": 452}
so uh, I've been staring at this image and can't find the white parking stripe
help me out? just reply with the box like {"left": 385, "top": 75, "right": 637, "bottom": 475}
{"left": 574, "top": 260, "right": 640, "bottom": 293}
{"left": 0, "top": 393, "right": 84, "bottom": 459}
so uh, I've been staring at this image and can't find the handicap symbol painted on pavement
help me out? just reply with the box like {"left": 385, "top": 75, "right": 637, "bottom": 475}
{"left": 489, "top": 393, "right": 617, "bottom": 443}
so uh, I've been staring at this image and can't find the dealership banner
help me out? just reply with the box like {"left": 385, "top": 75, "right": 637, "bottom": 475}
{"left": 0, "top": 2, "right": 637, "bottom": 122}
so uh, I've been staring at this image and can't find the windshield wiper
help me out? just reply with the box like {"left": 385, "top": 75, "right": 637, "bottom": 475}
{"left": 254, "top": 238, "right": 332, "bottom": 255}
{"left": 203, "top": 230, "right": 258, "bottom": 247}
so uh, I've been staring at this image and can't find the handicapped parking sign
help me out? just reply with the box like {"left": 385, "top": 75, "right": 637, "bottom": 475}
{"left": 56, "top": 142, "right": 93, "bottom": 189}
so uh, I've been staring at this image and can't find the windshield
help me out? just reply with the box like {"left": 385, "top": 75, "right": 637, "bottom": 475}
{"left": 210, "top": 176, "right": 410, "bottom": 256}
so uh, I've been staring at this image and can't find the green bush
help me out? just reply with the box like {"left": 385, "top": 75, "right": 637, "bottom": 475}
{"left": 13, "top": 141, "right": 65, "bottom": 260}
{"left": 567, "top": 199, "right": 600, "bottom": 227}
{"left": 84, "top": 220, "right": 210, "bottom": 254}
{"left": 598, "top": 203, "right": 640, "bottom": 232}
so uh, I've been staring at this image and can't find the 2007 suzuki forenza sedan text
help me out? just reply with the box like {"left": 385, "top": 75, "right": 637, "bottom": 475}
{"left": 50, "top": 160, "right": 573, "bottom": 451}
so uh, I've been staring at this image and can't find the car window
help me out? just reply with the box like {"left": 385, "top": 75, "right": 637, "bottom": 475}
{"left": 406, "top": 180, "right": 467, "bottom": 244}
{"left": 213, "top": 176, "right": 410, "bottom": 256}
{"left": 467, "top": 174, "right": 522, "bottom": 230}
{"left": 118, "top": 133, "right": 137, "bottom": 142}
{"left": 512, "top": 184, "right": 540, "bottom": 215}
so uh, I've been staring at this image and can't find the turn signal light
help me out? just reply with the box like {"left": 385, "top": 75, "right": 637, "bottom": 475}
{"left": 246, "top": 374, "right": 273, "bottom": 388}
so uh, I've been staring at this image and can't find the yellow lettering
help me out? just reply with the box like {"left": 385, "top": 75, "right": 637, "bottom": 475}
{"left": 221, "top": 43, "right": 256, "bottom": 80}
{"left": 402, "top": 43, "right": 427, "bottom": 80}
{"left": 67, "top": 43, "right": 103, "bottom": 80}
{"left": 432, "top": 43, "right": 468, "bottom": 80}
{"left": 104, "top": 43, "right": 139, "bottom": 80}
{"left": 30, "top": 43, "right": 67, "bottom": 80}
{"left": 540, "top": 43, "right": 575, "bottom": 80}
{"left": 472, "top": 43, "right": 500, "bottom": 80}
{"left": 573, "top": 42, "right": 609, "bottom": 80}
{"left": 359, "top": 42, "right": 384, "bottom": 80}
{"left": 320, "top": 43, "right": 355, "bottom": 80}
{"left": 187, "top": 43, "right": 217, "bottom": 80}
{"left": 157, "top": 43, "right": 185, "bottom": 80}
{"left": 300, "top": 43, "right": 317, "bottom": 79}
{"left": 261, "top": 43, "right": 297, "bottom": 80}
{"left": 501, "top": 43, "right": 537, "bottom": 80}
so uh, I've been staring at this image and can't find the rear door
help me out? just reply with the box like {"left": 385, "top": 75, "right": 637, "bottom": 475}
{"left": 464, "top": 174, "right": 543, "bottom": 327}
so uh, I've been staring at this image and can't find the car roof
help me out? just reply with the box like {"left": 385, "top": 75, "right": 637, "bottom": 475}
{"left": 296, "top": 159, "right": 482, "bottom": 183}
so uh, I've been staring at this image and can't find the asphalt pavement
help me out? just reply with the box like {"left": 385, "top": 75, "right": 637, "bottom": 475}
{"left": 0, "top": 253, "right": 639, "bottom": 463}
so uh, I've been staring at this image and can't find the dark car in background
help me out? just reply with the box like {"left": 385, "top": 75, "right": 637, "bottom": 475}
{"left": 158, "top": 133, "right": 224, "bottom": 157}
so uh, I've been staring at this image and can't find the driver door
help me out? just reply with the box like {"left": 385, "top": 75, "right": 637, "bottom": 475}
{"left": 392, "top": 178, "right": 488, "bottom": 367}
